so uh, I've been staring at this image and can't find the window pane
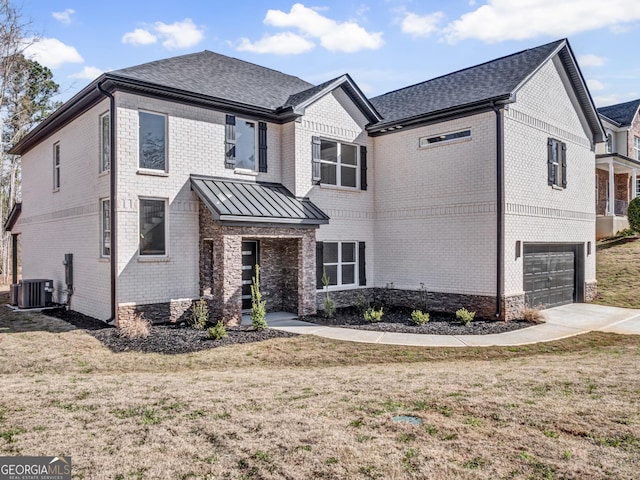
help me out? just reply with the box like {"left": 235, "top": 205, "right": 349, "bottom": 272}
{"left": 102, "top": 200, "right": 111, "bottom": 256}
{"left": 342, "top": 242, "right": 355, "bottom": 262}
{"left": 341, "top": 265, "right": 355, "bottom": 285}
{"left": 323, "top": 242, "right": 338, "bottom": 263}
{"left": 321, "top": 163, "right": 337, "bottom": 185}
{"left": 101, "top": 114, "right": 110, "bottom": 171}
{"left": 235, "top": 120, "right": 255, "bottom": 170}
{"left": 320, "top": 140, "right": 337, "bottom": 162}
{"left": 140, "top": 199, "right": 166, "bottom": 255}
{"left": 139, "top": 112, "right": 166, "bottom": 170}
{"left": 341, "top": 165, "right": 357, "bottom": 187}
{"left": 341, "top": 144, "right": 357, "bottom": 165}
{"left": 324, "top": 265, "right": 338, "bottom": 286}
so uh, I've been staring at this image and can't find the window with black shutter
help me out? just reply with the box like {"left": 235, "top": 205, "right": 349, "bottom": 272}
{"left": 225, "top": 115, "right": 236, "bottom": 169}
{"left": 547, "top": 138, "right": 566, "bottom": 189}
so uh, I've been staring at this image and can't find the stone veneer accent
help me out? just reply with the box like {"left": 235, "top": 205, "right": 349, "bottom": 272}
{"left": 585, "top": 281, "right": 597, "bottom": 302}
{"left": 117, "top": 299, "right": 194, "bottom": 327}
{"left": 198, "top": 200, "right": 317, "bottom": 325}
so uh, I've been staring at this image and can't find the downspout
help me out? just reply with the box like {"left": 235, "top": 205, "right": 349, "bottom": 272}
{"left": 492, "top": 102, "right": 504, "bottom": 318}
{"left": 97, "top": 81, "right": 117, "bottom": 323}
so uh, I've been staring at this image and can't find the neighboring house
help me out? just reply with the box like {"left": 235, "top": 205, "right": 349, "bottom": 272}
{"left": 5, "top": 38, "right": 603, "bottom": 326}
{"left": 595, "top": 99, "right": 640, "bottom": 239}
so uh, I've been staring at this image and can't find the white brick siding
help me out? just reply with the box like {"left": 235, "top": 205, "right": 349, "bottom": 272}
{"left": 373, "top": 112, "right": 498, "bottom": 295}
{"left": 17, "top": 100, "right": 111, "bottom": 320}
{"left": 503, "top": 57, "right": 596, "bottom": 297}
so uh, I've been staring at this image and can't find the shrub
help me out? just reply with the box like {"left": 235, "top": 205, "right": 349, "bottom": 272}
{"left": 364, "top": 306, "right": 384, "bottom": 322}
{"left": 456, "top": 308, "right": 475, "bottom": 326}
{"left": 628, "top": 196, "right": 640, "bottom": 232}
{"left": 353, "top": 290, "right": 369, "bottom": 315}
{"left": 522, "top": 307, "right": 544, "bottom": 324}
{"left": 207, "top": 321, "right": 228, "bottom": 340}
{"left": 411, "top": 310, "right": 430, "bottom": 325}
{"left": 322, "top": 269, "right": 336, "bottom": 319}
{"left": 190, "top": 297, "right": 209, "bottom": 330}
{"left": 118, "top": 312, "right": 151, "bottom": 339}
{"left": 251, "top": 264, "right": 267, "bottom": 331}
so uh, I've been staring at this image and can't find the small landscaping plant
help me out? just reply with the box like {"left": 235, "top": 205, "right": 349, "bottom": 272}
{"left": 364, "top": 306, "right": 384, "bottom": 323}
{"left": 190, "top": 297, "right": 209, "bottom": 330}
{"left": 207, "top": 321, "right": 228, "bottom": 340}
{"left": 522, "top": 307, "right": 544, "bottom": 324}
{"left": 322, "top": 269, "right": 336, "bottom": 319}
{"left": 251, "top": 264, "right": 267, "bottom": 331}
{"left": 410, "top": 310, "right": 430, "bottom": 325}
{"left": 118, "top": 312, "right": 151, "bottom": 339}
{"left": 627, "top": 196, "right": 640, "bottom": 232}
{"left": 354, "top": 290, "right": 369, "bottom": 315}
{"left": 456, "top": 307, "right": 475, "bottom": 326}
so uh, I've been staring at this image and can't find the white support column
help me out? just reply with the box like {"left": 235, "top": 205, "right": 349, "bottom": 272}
{"left": 608, "top": 160, "right": 615, "bottom": 216}
{"left": 633, "top": 169, "right": 638, "bottom": 199}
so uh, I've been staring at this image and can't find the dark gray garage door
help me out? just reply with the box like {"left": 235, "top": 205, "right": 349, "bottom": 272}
{"left": 523, "top": 244, "right": 576, "bottom": 308}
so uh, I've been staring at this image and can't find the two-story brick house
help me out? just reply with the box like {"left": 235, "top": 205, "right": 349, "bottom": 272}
{"left": 6, "top": 38, "right": 604, "bottom": 326}
{"left": 595, "top": 99, "right": 640, "bottom": 238}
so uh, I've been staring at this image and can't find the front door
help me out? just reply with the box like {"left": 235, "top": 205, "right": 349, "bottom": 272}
{"left": 241, "top": 241, "right": 259, "bottom": 310}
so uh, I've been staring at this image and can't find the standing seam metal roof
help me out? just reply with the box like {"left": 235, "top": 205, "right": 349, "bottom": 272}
{"left": 191, "top": 175, "right": 329, "bottom": 225}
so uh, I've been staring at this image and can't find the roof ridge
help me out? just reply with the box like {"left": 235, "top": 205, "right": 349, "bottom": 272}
{"left": 371, "top": 39, "right": 565, "bottom": 100}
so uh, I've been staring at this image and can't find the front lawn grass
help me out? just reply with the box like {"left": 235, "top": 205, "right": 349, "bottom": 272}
{"left": 594, "top": 236, "right": 640, "bottom": 308}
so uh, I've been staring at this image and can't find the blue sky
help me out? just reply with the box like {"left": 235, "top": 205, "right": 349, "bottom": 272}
{"left": 20, "top": 0, "right": 640, "bottom": 107}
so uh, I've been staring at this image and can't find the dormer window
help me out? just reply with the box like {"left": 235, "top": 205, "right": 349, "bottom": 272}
{"left": 606, "top": 133, "right": 613, "bottom": 154}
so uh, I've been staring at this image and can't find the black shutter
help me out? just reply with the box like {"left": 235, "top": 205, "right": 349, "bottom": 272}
{"left": 547, "top": 138, "right": 555, "bottom": 186}
{"left": 316, "top": 242, "right": 324, "bottom": 289}
{"left": 360, "top": 145, "right": 367, "bottom": 191}
{"left": 225, "top": 115, "right": 236, "bottom": 169}
{"left": 258, "top": 121, "right": 267, "bottom": 173}
{"left": 561, "top": 142, "right": 567, "bottom": 188}
{"left": 358, "top": 241, "right": 366, "bottom": 286}
{"left": 312, "top": 136, "right": 321, "bottom": 184}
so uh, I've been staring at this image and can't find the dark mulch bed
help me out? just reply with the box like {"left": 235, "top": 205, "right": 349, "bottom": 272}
{"left": 43, "top": 308, "right": 296, "bottom": 354}
{"left": 304, "top": 307, "right": 536, "bottom": 335}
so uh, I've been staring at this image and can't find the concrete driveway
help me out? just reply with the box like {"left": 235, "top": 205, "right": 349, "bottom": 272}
{"left": 247, "top": 303, "right": 640, "bottom": 347}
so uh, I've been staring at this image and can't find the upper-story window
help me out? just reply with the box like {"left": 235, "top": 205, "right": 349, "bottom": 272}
{"left": 100, "top": 112, "right": 110, "bottom": 172}
{"left": 316, "top": 139, "right": 358, "bottom": 188}
{"left": 224, "top": 115, "right": 267, "bottom": 173}
{"left": 139, "top": 111, "right": 166, "bottom": 171}
{"left": 635, "top": 136, "right": 640, "bottom": 161}
{"left": 53, "top": 142, "right": 60, "bottom": 190}
{"left": 547, "top": 138, "right": 567, "bottom": 189}
{"left": 606, "top": 133, "right": 613, "bottom": 154}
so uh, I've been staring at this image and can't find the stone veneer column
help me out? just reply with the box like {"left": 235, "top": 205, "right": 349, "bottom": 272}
{"left": 298, "top": 230, "right": 317, "bottom": 316}
{"left": 220, "top": 232, "right": 242, "bottom": 325}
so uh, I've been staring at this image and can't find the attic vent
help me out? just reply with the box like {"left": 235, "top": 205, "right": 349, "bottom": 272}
{"left": 18, "top": 279, "right": 54, "bottom": 309}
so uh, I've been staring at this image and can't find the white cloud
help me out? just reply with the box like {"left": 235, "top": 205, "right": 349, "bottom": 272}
{"left": 443, "top": 0, "right": 640, "bottom": 44}
{"left": 401, "top": 11, "right": 445, "bottom": 37}
{"left": 122, "top": 28, "right": 157, "bottom": 46}
{"left": 122, "top": 19, "right": 204, "bottom": 49}
{"left": 52, "top": 8, "right": 74, "bottom": 25}
{"left": 261, "top": 3, "right": 383, "bottom": 53}
{"left": 237, "top": 32, "right": 314, "bottom": 55}
{"left": 154, "top": 18, "right": 204, "bottom": 49}
{"left": 23, "top": 37, "right": 83, "bottom": 69}
{"left": 578, "top": 54, "right": 607, "bottom": 67}
{"left": 594, "top": 93, "right": 626, "bottom": 107}
{"left": 587, "top": 79, "right": 605, "bottom": 91}
{"left": 70, "top": 66, "right": 104, "bottom": 80}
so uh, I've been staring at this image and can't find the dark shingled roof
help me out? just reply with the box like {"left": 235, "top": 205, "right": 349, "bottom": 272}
{"left": 370, "top": 39, "right": 565, "bottom": 125}
{"left": 191, "top": 175, "right": 329, "bottom": 226}
{"left": 111, "top": 50, "right": 313, "bottom": 110}
{"left": 282, "top": 76, "right": 344, "bottom": 109}
{"left": 597, "top": 99, "right": 640, "bottom": 127}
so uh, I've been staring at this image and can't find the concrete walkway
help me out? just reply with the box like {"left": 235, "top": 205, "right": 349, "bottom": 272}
{"left": 242, "top": 303, "right": 640, "bottom": 347}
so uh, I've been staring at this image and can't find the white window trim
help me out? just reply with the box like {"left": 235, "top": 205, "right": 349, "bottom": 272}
{"left": 419, "top": 129, "right": 472, "bottom": 149}
{"left": 53, "top": 142, "right": 60, "bottom": 191}
{"left": 99, "top": 111, "right": 110, "bottom": 173}
{"left": 138, "top": 110, "right": 168, "bottom": 172}
{"left": 634, "top": 136, "right": 640, "bottom": 161}
{"left": 138, "top": 197, "right": 168, "bottom": 258}
{"left": 320, "top": 241, "right": 358, "bottom": 289}
{"left": 319, "top": 139, "right": 359, "bottom": 189}
{"left": 234, "top": 117, "right": 258, "bottom": 173}
{"left": 100, "top": 198, "right": 111, "bottom": 258}
{"left": 549, "top": 138, "right": 565, "bottom": 189}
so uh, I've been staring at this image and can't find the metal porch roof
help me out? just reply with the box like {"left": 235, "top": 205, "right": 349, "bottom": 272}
{"left": 191, "top": 175, "right": 329, "bottom": 226}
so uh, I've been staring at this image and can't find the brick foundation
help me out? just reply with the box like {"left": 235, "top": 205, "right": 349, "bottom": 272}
{"left": 117, "top": 299, "right": 194, "bottom": 327}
